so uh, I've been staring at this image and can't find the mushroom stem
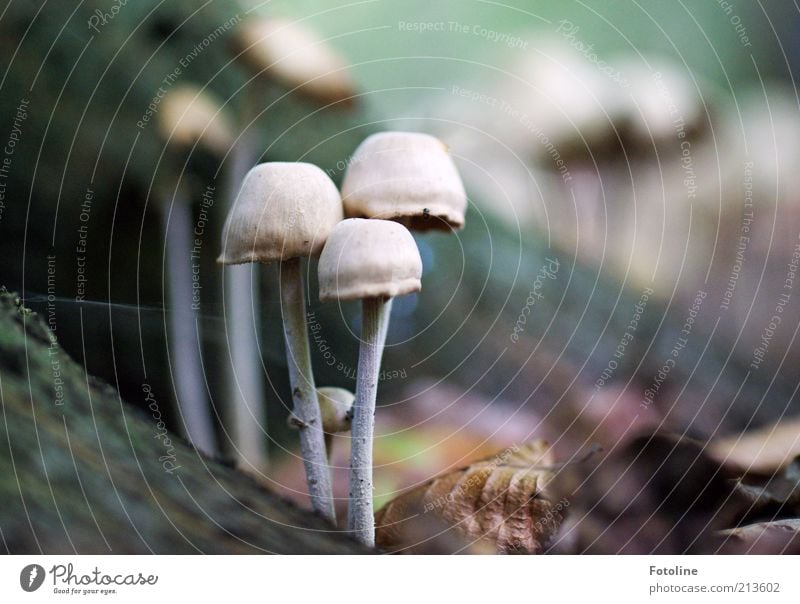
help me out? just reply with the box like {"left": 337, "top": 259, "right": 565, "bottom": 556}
{"left": 224, "top": 133, "right": 268, "bottom": 471}
{"left": 376, "top": 297, "right": 393, "bottom": 349}
{"left": 347, "top": 296, "right": 389, "bottom": 546}
{"left": 280, "top": 257, "right": 336, "bottom": 524}
{"left": 164, "top": 187, "right": 217, "bottom": 456}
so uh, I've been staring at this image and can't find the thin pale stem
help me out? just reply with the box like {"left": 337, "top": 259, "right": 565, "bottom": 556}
{"left": 165, "top": 188, "right": 217, "bottom": 456}
{"left": 280, "top": 257, "right": 336, "bottom": 524}
{"left": 223, "top": 125, "right": 268, "bottom": 472}
{"left": 347, "top": 297, "right": 389, "bottom": 546}
{"left": 376, "top": 297, "right": 393, "bottom": 348}
{"left": 226, "top": 264, "right": 266, "bottom": 469}
{"left": 572, "top": 165, "right": 602, "bottom": 254}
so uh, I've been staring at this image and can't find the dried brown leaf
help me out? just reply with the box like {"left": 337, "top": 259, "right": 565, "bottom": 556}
{"left": 718, "top": 519, "right": 800, "bottom": 553}
{"left": 375, "top": 440, "right": 566, "bottom": 554}
{"left": 732, "top": 456, "right": 800, "bottom": 517}
{"left": 720, "top": 518, "right": 800, "bottom": 539}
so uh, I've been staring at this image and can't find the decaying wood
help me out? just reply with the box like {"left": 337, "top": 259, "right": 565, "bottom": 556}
{"left": 0, "top": 291, "right": 366, "bottom": 554}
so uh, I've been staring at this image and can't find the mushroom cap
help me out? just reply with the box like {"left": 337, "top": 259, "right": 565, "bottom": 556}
{"left": 614, "top": 57, "right": 705, "bottom": 145}
{"left": 236, "top": 18, "right": 355, "bottom": 105}
{"left": 341, "top": 132, "right": 467, "bottom": 230}
{"left": 218, "top": 162, "right": 343, "bottom": 265}
{"left": 318, "top": 218, "right": 423, "bottom": 301}
{"left": 158, "top": 85, "right": 233, "bottom": 155}
{"left": 317, "top": 386, "right": 354, "bottom": 433}
{"left": 502, "top": 38, "right": 626, "bottom": 159}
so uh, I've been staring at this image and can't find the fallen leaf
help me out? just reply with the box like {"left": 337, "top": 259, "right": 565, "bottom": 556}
{"left": 563, "top": 433, "right": 740, "bottom": 554}
{"left": 374, "top": 440, "right": 567, "bottom": 554}
{"left": 720, "top": 518, "right": 800, "bottom": 538}
{"left": 732, "top": 456, "right": 800, "bottom": 517}
{"left": 711, "top": 418, "right": 800, "bottom": 473}
{"left": 717, "top": 519, "right": 800, "bottom": 553}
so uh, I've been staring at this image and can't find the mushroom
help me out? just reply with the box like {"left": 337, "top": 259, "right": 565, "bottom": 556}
{"left": 341, "top": 131, "right": 467, "bottom": 230}
{"left": 496, "top": 40, "right": 626, "bottom": 255}
{"left": 219, "top": 162, "right": 343, "bottom": 523}
{"left": 235, "top": 17, "right": 356, "bottom": 106}
{"left": 340, "top": 130, "right": 466, "bottom": 343}
{"left": 289, "top": 386, "right": 354, "bottom": 455}
{"left": 599, "top": 57, "right": 711, "bottom": 290}
{"left": 157, "top": 85, "right": 233, "bottom": 457}
{"left": 612, "top": 56, "right": 706, "bottom": 149}
{"left": 159, "top": 86, "right": 233, "bottom": 156}
{"left": 318, "top": 218, "right": 423, "bottom": 545}
{"left": 222, "top": 18, "right": 357, "bottom": 473}
{"left": 316, "top": 386, "right": 355, "bottom": 437}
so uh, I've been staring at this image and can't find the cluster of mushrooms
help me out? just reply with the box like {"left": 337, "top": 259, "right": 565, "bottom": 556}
{"left": 218, "top": 131, "right": 466, "bottom": 546}
{"left": 155, "top": 16, "right": 359, "bottom": 467}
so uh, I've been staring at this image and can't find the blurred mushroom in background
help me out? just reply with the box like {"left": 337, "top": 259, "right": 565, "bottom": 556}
{"left": 157, "top": 85, "right": 234, "bottom": 456}
{"left": 221, "top": 15, "right": 359, "bottom": 472}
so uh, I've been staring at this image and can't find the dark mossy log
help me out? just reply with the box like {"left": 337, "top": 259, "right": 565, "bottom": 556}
{"left": 0, "top": 291, "right": 366, "bottom": 554}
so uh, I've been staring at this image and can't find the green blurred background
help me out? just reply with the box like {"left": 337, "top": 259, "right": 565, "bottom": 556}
{"left": 1, "top": 0, "right": 798, "bottom": 491}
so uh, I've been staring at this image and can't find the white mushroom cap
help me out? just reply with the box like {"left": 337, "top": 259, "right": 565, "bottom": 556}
{"left": 614, "top": 57, "right": 705, "bottom": 145}
{"left": 288, "top": 386, "right": 353, "bottom": 433}
{"left": 317, "top": 386, "right": 354, "bottom": 433}
{"left": 158, "top": 85, "right": 234, "bottom": 155}
{"left": 501, "top": 39, "right": 625, "bottom": 159}
{"left": 218, "top": 162, "right": 343, "bottom": 265}
{"left": 236, "top": 18, "right": 355, "bottom": 105}
{"left": 318, "top": 218, "right": 423, "bottom": 301}
{"left": 341, "top": 132, "right": 467, "bottom": 230}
